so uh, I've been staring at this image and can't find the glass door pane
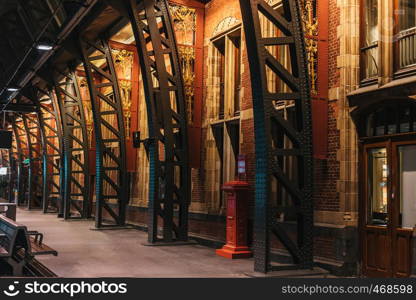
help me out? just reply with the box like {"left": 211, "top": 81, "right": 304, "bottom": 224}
{"left": 367, "top": 148, "right": 388, "bottom": 225}
{"left": 398, "top": 145, "right": 416, "bottom": 228}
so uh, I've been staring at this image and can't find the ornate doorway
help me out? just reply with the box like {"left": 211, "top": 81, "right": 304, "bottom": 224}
{"left": 362, "top": 141, "right": 414, "bottom": 277}
{"left": 357, "top": 101, "right": 416, "bottom": 277}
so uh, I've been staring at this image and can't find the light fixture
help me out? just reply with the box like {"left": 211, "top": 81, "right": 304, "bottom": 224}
{"left": 6, "top": 87, "right": 19, "bottom": 92}
{"left": 36, "top": 43, "right": 53, "bottom": 51}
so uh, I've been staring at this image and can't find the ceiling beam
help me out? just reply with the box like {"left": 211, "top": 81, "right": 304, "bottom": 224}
{"left": 0, "top": 0, "right": 98, "bottom": 113}
{"left": 1, "top": 104, "right": 38, "bottom": 113}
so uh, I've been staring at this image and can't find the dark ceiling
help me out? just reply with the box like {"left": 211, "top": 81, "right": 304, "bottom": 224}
{"left": 0, "top": 0, "right": 210, "bottom": 118}
{"left": 0, "top": 0, "right": 111, "bottom": 113}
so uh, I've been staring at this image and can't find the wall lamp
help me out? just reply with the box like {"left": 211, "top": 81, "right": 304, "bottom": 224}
{"left": 133, "top": 131, "right": 155, "bottom": 148}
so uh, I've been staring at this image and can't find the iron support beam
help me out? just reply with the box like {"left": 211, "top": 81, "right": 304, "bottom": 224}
{"left": 125, "top": 0, "right": 190, "bottom": 242}
{"left": 35, "top": 87, "right": 64, "bottom": 214}
{"left": 0, "top": 149, "right": 11, "bottom": 201}
{"left": 2, "top": 104, "right": 38, "bottom": 113}
{"left": 53, "top": 71, "right": 91, "bottom": 219}
{"left": 80, "top": 37, "right": 128, "bottom": 228}
{"left": 239, "top": 0, "right": 313, "bottom": 272}
{"left": 22, "top": 113, "right": 43, "bottom": 209}
{"left": 9, "top": 124, "right": 20, "bottom": 203}
{"left": 12, "top": 116, "right": 29, "bottom": 206}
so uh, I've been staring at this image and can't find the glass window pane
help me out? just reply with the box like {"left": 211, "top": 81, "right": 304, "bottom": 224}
{"left": 365, "top": 112, "right": 375, "bottom": 137}
{"left": 374, "top": 109, "right": 385, "bottom": 136}
{"left": 399, "top": 0, "right": 416, "bottom": 31}
{"left": 397, "top": 1, "right": 416, "bottom": 68}
{"left": 361, "top": 0, "right": 378, "bottom": 78}
{"left": 399, "top": 106, "right": 411, "bottom": 133}
{"left": 364, "top": 0, "right": 378, "bottom": 45}
{"left": 399, "top": 145, "right": 416, "bottom": 228}
{"left": 367, "top": 148, "right": 388, "bottom": 226}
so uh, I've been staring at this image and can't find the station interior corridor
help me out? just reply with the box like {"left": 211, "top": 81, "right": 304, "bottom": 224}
{"left": 16, "top": 208, "right": 254, "bottom": 278}
{"left": 2, "top": 0, "right": 416, "bottom": 279}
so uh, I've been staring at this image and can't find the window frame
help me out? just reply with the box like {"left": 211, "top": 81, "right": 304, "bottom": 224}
{"left": 393, "top": 0, "right": 416, "bottom": 78}
{"left": 211, "top": 26, "right": 242, "bottom": 120}
{"left": 360, "top": 0, "right": 379, "bottom": 86}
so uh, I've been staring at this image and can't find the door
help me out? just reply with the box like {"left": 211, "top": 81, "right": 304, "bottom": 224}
{"left": 362, "top": 141, "right": 414, "bottom": 277}
{"left": 391, "top": 141, "right": 414, "bottom": 277}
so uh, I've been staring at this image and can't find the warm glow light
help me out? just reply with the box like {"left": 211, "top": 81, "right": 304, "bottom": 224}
{"left": 0, "top": 167, "right": 7, "bottom": 175}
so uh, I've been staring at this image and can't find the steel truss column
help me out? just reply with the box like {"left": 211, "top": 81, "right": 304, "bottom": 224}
{"left": 239, "top": 0, "right": 313, "bottom": 272}
{"left": 12, "top": 116, "right": 30, "bottom": 206}
{"left": 125, "top": 0, "right": 190, "bottom": 242}
{"left": 79, "top": 37, "right": 128, "bottom": 228}
{"left": 35, "top": 87, "right": 64, "bottom": 213}
{"left": 10, "top": 124, "right": 21, "bottom": 203}
{"left": 22, "top": 113, "right": 43, "bottom": 209}
{"left": 53, "top": 71, "right": 91, "bottom": 220}
{"left": 0, "top": 149, "right": 11, "bottom": 200}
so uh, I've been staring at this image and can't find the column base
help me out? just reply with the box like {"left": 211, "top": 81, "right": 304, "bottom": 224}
{"left": 216, "top": 245, "right": 252, "bottom": 259}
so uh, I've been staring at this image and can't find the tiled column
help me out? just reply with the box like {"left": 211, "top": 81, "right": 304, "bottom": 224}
{"left": 336, "top": 0, "right": 360, "bottom": 226}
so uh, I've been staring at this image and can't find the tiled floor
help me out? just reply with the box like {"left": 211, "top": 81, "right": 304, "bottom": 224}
{"left": 16, "top": 208, "right": 254, "bottom": 278}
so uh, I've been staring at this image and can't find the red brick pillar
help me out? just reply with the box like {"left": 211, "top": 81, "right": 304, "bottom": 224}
{"left": 216, "top": 181, "right": 252, "bottom": 259}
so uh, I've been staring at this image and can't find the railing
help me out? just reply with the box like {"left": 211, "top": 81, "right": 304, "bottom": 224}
{"left": 361, "top": 42, "right": 378, "bottom": 80}
{"left": 396, "top": 27, "right": 416, "bottom": 70}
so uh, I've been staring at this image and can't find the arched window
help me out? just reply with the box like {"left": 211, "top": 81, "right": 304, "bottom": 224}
{"left": 361, "top": 102, "right": 416, "bottom": 137}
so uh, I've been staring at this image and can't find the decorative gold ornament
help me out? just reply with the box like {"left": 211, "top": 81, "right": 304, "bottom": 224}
{"left": 178, "top": 45, "right": 195, "bottom": 124}
{"left": 83, "top": 100, "right": 94, "bottom": 147}
{"left": 120, "top": 80, "right": 132, "bottom": 140}
{"left": 170, "top": 4, "right": 196, "bottom": 46}
{"left": 170, "top": 5, "right": 196, "bottom": 32}
{"left": 79, "top": 77, "right": 87, "bottom": 88}
{"left": 300, "top": 0, "right": 318, "bottom": 94}
{"left": 112, "top": 49, "right": 133, "bottom": 80}
{"left": 169, "top": 4, "right": 197, "bottom": 124}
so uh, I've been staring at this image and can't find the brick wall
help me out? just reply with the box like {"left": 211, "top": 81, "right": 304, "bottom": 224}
{"left": 195, "top": 0, "right": 344, "bottom": 256}
{"left": 328, "top": 0, "right": 340, "bottom": 90}
{"left": 122, "top": 0, "right": 350, "bottom": 272}
{"left": 313, "top": 102, "right": 340, "bottom": 211}
{"left": 313, "top": 0, "right": 341, "bottom": 212}
{"left": 198, "top": 0, "right": 255, "bottom": 214}
{"left": 314, "top": 236, "right": 336, "bottom": 260}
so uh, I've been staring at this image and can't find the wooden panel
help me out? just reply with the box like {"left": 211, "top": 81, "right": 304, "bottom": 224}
{"left": 366, "top": 230, "right": 377, "bottom": 268}
{"left": 393, "top": 228, "right": 413, "bottom": 277}
{"left": 363, "top": 226, "right": 391, "bottom": 277}
{"left": 396, "top": 236, "right": 408, "bottom": 272}
{"left": 377, "top": 232, "right": 390, "bottom": 271}
{"left": 360, "top": 139, "right": 415, "bottom": 278}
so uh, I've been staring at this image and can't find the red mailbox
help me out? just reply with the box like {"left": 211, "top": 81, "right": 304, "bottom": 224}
{"left": 216, "top": 181, "right": 252, "bottom": 259}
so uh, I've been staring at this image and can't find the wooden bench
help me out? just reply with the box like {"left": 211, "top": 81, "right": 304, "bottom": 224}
{"left": 0, "top": 203, "right": 17, "bottom": 220}
{"left": 0, "top": 215, "right": 57, "bottom": 276}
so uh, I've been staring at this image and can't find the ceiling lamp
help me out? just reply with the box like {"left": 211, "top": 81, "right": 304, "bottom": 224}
{"left": 36, "top": 42, "right": 54, "bottom": 51}
{"left": 6, "top": 87, "right": 19, "bottom": 92}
